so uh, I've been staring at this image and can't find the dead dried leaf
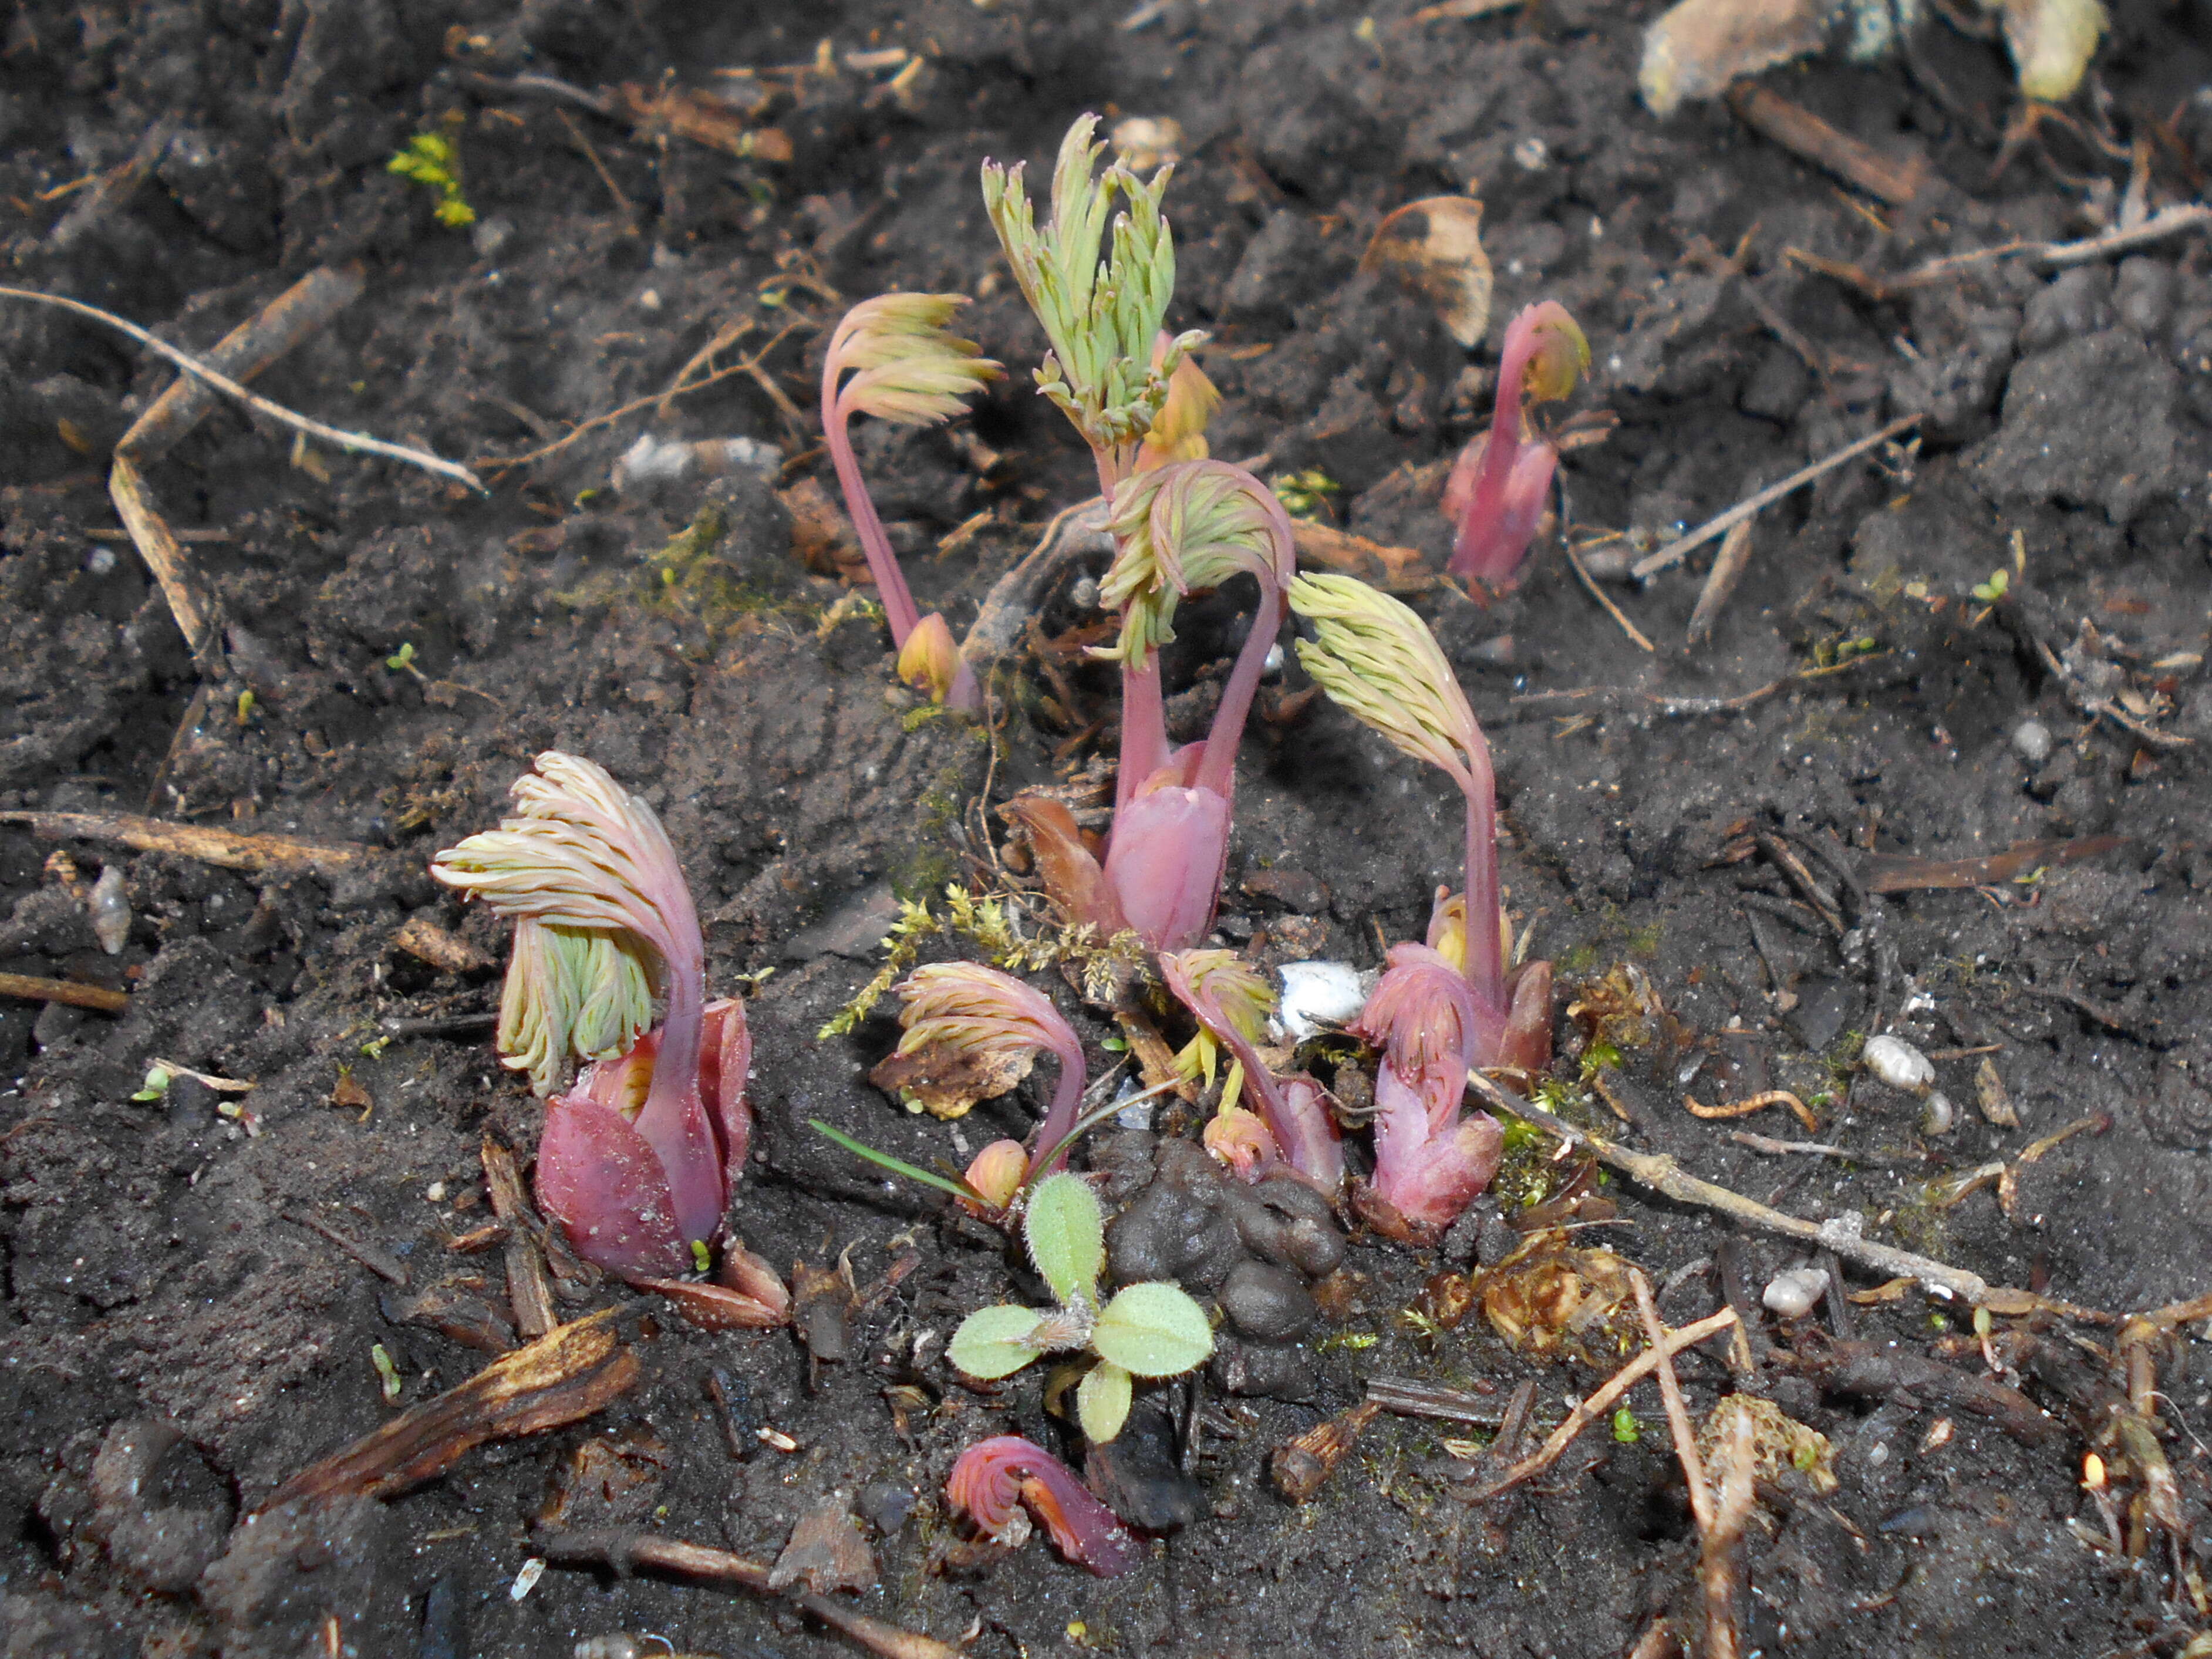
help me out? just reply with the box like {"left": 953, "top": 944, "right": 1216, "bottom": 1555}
{"left": 1360, "top": 196, "right": 1492, "bottom": 348}
{"left": 871, "top": 1034, "right": 1036, "bottom": 1120}
{"left": 770, "top": 1496, "right": 876, "bottom": 1594}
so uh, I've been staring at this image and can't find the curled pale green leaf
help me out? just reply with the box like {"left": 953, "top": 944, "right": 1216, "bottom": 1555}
{"left": 1077, "top": 1360, "right": 1135, "bottom": 1444}
{"left": 1099, "top": 460, "right": 1292, "bottom": 668}
{"left": 825, "top": 293, "right": 1002, "bottom": 427}
{"left": 1289, "top": 574, "right": 1481, "bottom": 786}
{"left": 1024, "top": 1172, "right": 1106, "bottom": 1309}
{"left": 496, "top": 919, "right": 655, "bottom": 1096}
{"left": 949, "top": 1304, "right": 1048, "bottom": 1380}
{"left": 1091, "top": 1282, "right": 1213, "bottom": 1378}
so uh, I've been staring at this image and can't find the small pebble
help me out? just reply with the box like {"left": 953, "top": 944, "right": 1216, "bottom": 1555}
{"left": 1762, "top": 1267, "right": 1829, "bottom": 1319}
{"left": 1863, "top": 1034, "right": 1934, "bottom": 1094}
{"left": 425, "top": 1181, "right": 447, "bottom": 1203}
{"left": 2012, "top": 718, "right": 2052, "bottom": 764}
{"left": 1920, "top": 1091, "right": 1958, "bottom": 1136}
{"left": 84, "top": 545, "right": 117, "bottom": 576}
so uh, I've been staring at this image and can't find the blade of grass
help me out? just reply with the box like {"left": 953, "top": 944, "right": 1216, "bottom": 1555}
{"left": 808, "top": 1119, "right": 989, "bottom": 1205}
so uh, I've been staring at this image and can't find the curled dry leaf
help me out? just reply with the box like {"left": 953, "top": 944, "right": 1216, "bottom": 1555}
{"left": 1639, "top": 0, "right": 1834, "bottom": 117}
{"left": 1360, "top": 197, "right": 1493, "bottom": 349}
{"left": 770, "top": 1495, "right": 877, "bottom": 1595}
{"left": 869, "top": 1036, "right": 1036, "bottom": 1120}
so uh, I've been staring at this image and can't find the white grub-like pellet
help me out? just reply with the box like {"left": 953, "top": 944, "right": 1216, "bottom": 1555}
{"left": 1920, "top": 1091, "right": 1958, "bottom": 1135}
{"left": 1762, "top": 1267, "right": 1830, "bottom": 1319}
{"left": 87, "top": 864, "right": 130, "bottom": 955}
{"left": 1863, "top": 1034, "right": 1934, "bottom": 1094}
{"left": 1274, "top": 960, "right": 1372, "bottom": 1041}
{"left": 2012, "top": 718, "right": 2053, "bottom": 764}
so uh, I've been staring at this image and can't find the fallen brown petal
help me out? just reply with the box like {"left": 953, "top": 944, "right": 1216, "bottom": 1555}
{"left": 770, "top": 1496, "right": 877, "bottom": 1594}
{"left": 1272, "top": 1401, "right": 1381, "bottom": 1503}
{"left": 266, "top": 1309, "right": 639, "bottom": 1507}
{"left": 1360, "top": 196, "right": 1493, "bottom": 348}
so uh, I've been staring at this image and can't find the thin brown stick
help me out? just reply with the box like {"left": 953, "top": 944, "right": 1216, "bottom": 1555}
{"left": 0, "top": 285, "right": 483, "bottom": 490}
{"left": 1728, "top": 83, "right": 1924, "bottom": 207}
{"left": 1699, "top": 1406, "right": 1757, "bottom": 1659}
{"left": 110, "top": 453, "right": 225, "bottom": 677}
{"left": 1631, "top": 416, "right": 1921, "bottom": 578}
{"left": 474, "top": 322, "right": 798, "bottom": 473}
{"left": 1685, "top": 517, "right": 1756, "bottom": 646}
{"left": 0, "top": 809, "right": 380, "bottom": 876}
{"left": 119, "top": 265, "right": 366, "bottom": 464}
{"left": 1564, "top": 538, "right": 1655, "bottom": 652}
{"left": 657, "top": 316, "right": 754, "bottom": 417}
{"left": 481, "top": 1134, "right": 556, "bottom": 1340}
{"left": 1461, "top": 1307, "right": 1740, "bottom": 1501}
{"left": 1468, "top": 1071, "right": 1997, "bottom": 1304}
{"left": 1630, "top": 1269, "right": 1712, "bottom": 1534}
{"left": 0, "top": 972, "right": 129, "bottom": 1013}
{"left": 1685, "top": 1090, "right": 1819, "bottom": 1133}
{"left": 537, "top": 1530, "right": 960, "bottom": 1659}
{"left": 554, "top": 107, "right": 638, "bottom": 232}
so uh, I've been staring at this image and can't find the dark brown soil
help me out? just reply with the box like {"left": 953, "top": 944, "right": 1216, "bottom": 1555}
{"left": 5, "top": 1, "right": 2211, "bottom": 1655}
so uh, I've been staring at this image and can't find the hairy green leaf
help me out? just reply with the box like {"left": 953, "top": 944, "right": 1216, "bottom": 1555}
{"left": 949, "top": 1304, "right": 1048, "bottom": 1380}
{"left": 1077, "top": 1360, "right": 1135, "bottom": 1444}
{"left": 1091, "top": 1282, "right": 1213, "bottom": 1378}
{"left": 1024, "top": 1172, "right": 1105, "bottom": 1307}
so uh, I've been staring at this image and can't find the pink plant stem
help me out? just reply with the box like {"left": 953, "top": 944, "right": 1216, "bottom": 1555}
{"left": 629, "top": 862, "right": 723, "bottom": 1243}
{"left": 1095, "top": 450, "right": 1172, "bottom": 817}
{"left": 1455, "top": 732, "right": 1506, "bottom": 1024}
{"left": 822, "top": 385, "right": 923, "bottom": 646}
{"left": 1450, "top": 327, "right": 1536, "bottom": 581}
{"left": 1192, "top": 495, "right": 1294, "bottom": 799}
{"left": 822, "top": 376, "right": 983, "bottom": 712}
{"left": 1028, "top": 1033, "right": 1091, "bottom": 1178}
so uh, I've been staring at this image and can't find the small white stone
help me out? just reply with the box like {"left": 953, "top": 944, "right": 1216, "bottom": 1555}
{"left": 1275, "top": 960, "right": 1373, "bottom": 1041}
{"left": 1513, "top": 135, "right": 1548, "bottom": 171}
{"left": 1920, "top": 1091, "right": 1957, "bottom": 1135}
{"left": 425, "top": 1181, "right": 447, "bottom": 1203}
{"left": 1762, "top": 1267, "right": 1829, "bottom": 1318}
{"left": 87, "top": 864, "right": 130, "bottom": 955}
{"left": 1863, "top": 1034, "right": 1935, "bottom": 1094}
{"left": 2012, "top": 719, "right": 2052, "bottom": 764}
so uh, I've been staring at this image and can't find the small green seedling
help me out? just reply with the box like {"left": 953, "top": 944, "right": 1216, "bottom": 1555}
{"left": 1971, "top": 568, "right": 2009, "bottom": 603}
{"left": 1272, "top": 467, "right": 1340, "bottom": 521}
{"left": 386, "top": 133, "right": 476, "bottom": 228}
{"left": 948, "top": 1172, "right": 1211, "bottom": 1443}
{"left": 130, "top": 1064, "right": 172, "bottom": 1103}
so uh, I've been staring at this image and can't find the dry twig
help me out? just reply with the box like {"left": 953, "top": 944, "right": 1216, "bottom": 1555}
{"left": 0, "top": 810, "right": 383, "bottom": 878}
{"left": 1460, "top": 1307, "right": 1740, "bottom": 1500}
{"left": 1564, "top": 538, "right": 1655, "bottom": 652}
{"left": 537, "top": 1530, "right": 960, "bottom": 1659}
{"left": 1469, "top": 1071, "right": 2002, "bottom": 1304}
{"left": 0, "top": 285, "right": 481, "bottom": 490}
{"left": 0, "top": 972, "right": 128, "bottom": 1013}
{"left": 1631, "top": 416, "right": 1921, "bottom": 579}
{"left": 1630, "top": 1269, "right": 1712, "bottom": 1533}
{"left": 1685, "top": 1090, "right": 1819, "bottom": 1133}
{"left": 1698, "top": 1404, "right": 1758, "bottom": 1659}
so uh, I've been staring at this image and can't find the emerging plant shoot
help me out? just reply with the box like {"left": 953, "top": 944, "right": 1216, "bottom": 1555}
{"left": 888, "top": 963, "right": 1088, "bottom": 1176}
{"left": 819, "top": 294, "right": 1002, "bottom": 710}
{"left": 945, "top": 1435, "right": 1146, "bottom": 1576}
{"left": 947, "top": 1172, "right": 1212, "bottom": 1443}
{"left": 1010, "top": 460, "right": 1296, "bottom": 952}
{"left": 1160, "top": 949, "right": 1344, "bottom": 1192}
{"left": 1444, "top": 301, "right": 1590, "bottom": 588}
{"left": 432, "top": 753, "right": 784, "bottom": 1327}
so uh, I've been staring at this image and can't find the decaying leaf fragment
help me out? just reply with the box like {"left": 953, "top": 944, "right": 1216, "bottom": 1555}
{"left": 1475, "top": 1232, "right": 1639, "bottom": 1364}
{"left": 1640, "top": 0, "right": 1836, "bottom": 118}
{"left": 869, "top": 1034, "right": 1036, "bottom": 1120}
{"left": 770, "top": 1495, "right": 877, "bottom": 1594}
{"left": 1990, "top": 0, "right": 2107, "bottom": 101}
{"left": 1360, "top": 197, "right": 1493, "bottom": 349}
{"left": 266, "top": 1310, "right": 639, "bottom": 1507}
{"left": 1696, "top": 1394, "right": 1837, "bottom": 1495}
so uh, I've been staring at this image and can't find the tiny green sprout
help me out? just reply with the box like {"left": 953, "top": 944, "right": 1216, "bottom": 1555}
{"left": 1100, "top": 1034, "right": 1128, "bottom": 1053}
{"left": 1611, "top": 1407, "right": 1641, "bottom": 1444}
{"left": 131, "top": 1064, "right": 173, "bottom": 1103}
{"left": 370, "top": 1343, "right": 403, "bottom": 1403}
{"left": 1971, "top": 568, "right": 2010, "bottom": 604}
{"left": 948, "top": 1171, "right": 1211, "bottom": 1444}
{"left": 359, "top": 1036, "right": 393, "bottom": 1060}
{"left": 235, "top": 689, "right": 256, "bottom": 724}
{"left": 1271, "top": 468, "right": 1340, "bottom": 521}
{"left": 1928, "top": 1311, "right": 1951, "bottom": 1332}
{"left": 691, "top": 1239, "right": 713, "bottom": 1274}
{"left": 385, "top": 642, "right": 426, "bottom": 677}
{"left": 1317, "top": 1331, "right": 1380, "bottom": 1353}
{"left": 386, "top": 133, "right": 476, "bottom": 228}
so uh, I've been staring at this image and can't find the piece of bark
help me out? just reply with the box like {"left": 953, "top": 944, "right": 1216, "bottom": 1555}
{"left": 481, "top": 1135, "right": 557, "bottom": 1340}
